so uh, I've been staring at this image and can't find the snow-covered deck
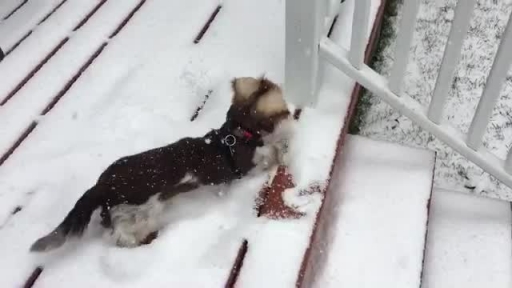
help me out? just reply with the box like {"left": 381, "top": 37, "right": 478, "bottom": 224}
{"left": 0, "top": 0, "right": 383, "bottom": 287}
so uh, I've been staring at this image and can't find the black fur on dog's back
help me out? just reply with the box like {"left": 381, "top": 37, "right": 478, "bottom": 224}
{"left": 30, "top": 133, "right": 258, "bottom": 252}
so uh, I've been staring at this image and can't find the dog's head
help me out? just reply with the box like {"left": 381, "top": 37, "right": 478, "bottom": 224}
{"left": 227, "top": 76, "right": 291, "bottom": 136}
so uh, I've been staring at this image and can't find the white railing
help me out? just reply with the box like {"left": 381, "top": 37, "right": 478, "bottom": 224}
{"left": 285, "top": 0, "right": 512, "bottom": 189}
{"left": 284, "top": 0, "right": 341, "bottom": 107}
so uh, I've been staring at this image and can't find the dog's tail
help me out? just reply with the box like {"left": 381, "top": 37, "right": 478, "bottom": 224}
{"left": 30, "top": 186, "right": 104, "bottom": 252}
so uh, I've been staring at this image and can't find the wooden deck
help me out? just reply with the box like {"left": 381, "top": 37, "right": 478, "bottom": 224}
{"left": 0, "top": 0, "right": 385, "bottom": 286}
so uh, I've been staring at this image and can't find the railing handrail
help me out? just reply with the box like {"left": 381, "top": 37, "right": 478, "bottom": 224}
{"left": 285, "top": 0, "right": 512, "bottom": 190}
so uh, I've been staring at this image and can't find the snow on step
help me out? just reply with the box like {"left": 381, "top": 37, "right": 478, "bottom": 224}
{"left": 0, "top": 0, "right": 140, "bottom": 164}
{"left": 314, "top": 135, "right": 434, "bottom": 288}
{"left": 422, "top": 188, "right": 512, "bottom": 288}
{"left": 0, "top": 0, "right": 98, "bottom": 98}
{"left": 0, "top": 0, "right": 59, "bottom": 51}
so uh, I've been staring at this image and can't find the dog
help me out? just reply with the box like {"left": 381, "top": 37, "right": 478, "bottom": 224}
{"left": 30, "top": 76, "right": 293, "bottom": 252}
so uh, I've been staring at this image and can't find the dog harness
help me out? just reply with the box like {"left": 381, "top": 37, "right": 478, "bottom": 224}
{"left": 211, "top": 124, "right": 264, "bottom": 179}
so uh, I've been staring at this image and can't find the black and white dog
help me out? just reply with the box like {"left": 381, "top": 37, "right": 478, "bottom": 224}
{"left": 30, "top": 76, "right": 293, "bottom": 252}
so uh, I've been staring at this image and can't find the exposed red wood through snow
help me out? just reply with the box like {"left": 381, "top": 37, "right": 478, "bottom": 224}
{"left": 257, "top": 165, "right": 304, "bottom": 219}
{"left": 109, "top": 0, "right": 145, "bottom": 38}
{"left": 22, "top": 266, "right": 42, "bottom": 288}
{"left": 72, "top": 0, "right": 107, "bottom": 32}
{"left": 4, "top": 0, "right": 68, "bottom": 57}
{"left": 254, "top": 107, "right": 305, "bottom": 219}
{"left": 223, "top": 109, "right": 304, "bottom": 286}
{"left": 418, "top": 157, "right": 436, "bottom": 286}
{"left": 1, "top": 39, "right": 69, "bottom": 105}
{"left": 194, "top": 5, "right": 222, "bottom": 44}
{"left": 250, "top": 32, "right": 317, "bottom": 220}
{"left": 12, "top": 205, "right": 22, "bottom": 215}
{"left": 38, "top": 0, "right": 67, "bottom": 24}
{"left": 0, "top": 0, "right": 106, "bottom": 106}
{"left": 296, "top": 1, "right": 388, "bottom": 287}
{"left": 0, "top": 121, "right": 36, "bottom": 166}
{"left": 223, "top": 3, "right": 370, "bottom": 283}
{"left": 225, "top": 240, "right": 249, "bottom": 288}
{"left": 41, "top": 42, "right": 107, "bottom": 115}
{"left": 2, "top": 0, "right": 28, "bottom": 20}
{"left": 190, "top": 90, "right": 212, "bottom": 121}
{"left": 188, "top": 5, "right": 224, "bottom": 120}
{"left": 4, "top": 31, "right": 32, "bottom": 56}
{"left": 0, "top": 0, "right": 145, "bottom": 169}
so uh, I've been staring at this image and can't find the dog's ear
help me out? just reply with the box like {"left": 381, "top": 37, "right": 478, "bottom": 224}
{"left": 231, "top": 77, "right": 261, "bottom": 105}
{"left": 253, "top": 79, "right": 289, "bottom": 117}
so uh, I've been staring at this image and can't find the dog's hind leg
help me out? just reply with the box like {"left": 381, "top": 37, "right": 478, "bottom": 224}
{"left": 109, "top": 195, "right": 165, "bottom": 247}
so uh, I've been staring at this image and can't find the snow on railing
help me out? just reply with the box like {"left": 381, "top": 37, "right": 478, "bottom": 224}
{"left": 285, "top": 0, "right": 512, "bottom": 189}
{"left": 284, "top": 0, "right": 341, "bottom": 107}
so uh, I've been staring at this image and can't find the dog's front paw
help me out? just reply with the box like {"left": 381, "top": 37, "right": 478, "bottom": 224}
{"left": 253, "top": 146, "right": 275, "bottom": 170}
{"left": 274, "top": 140, "right": 291, "bottom": 166}
{"left": 115, "top": 235, "right": 139, "bottom": 248}
{"left": 110, "top": 228, "right": 139, "bottom": 248}
{"left": 277, "top": 150, "right": 290, "bottom": 166}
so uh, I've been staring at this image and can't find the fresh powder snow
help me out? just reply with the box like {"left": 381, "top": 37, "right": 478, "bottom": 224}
{"left": 313, "top": 135, "right": 434, "bottom": 288}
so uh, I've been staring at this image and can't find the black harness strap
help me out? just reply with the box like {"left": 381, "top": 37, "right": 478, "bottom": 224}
{"left": 209, "top": 124, "right": 264, "bottom": 179}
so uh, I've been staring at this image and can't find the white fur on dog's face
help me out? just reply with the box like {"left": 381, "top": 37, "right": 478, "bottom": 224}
{"left": 255, "top": 88, "right": 288, "bottom": 117}
{"left": 232, "top": 77, "right": 260, "bottom": 101}
{"left": 232, "top": 77, "right": 289, "bottom": 117}
{"left": 232, "top": 76, "right": 294, "bottom": 170}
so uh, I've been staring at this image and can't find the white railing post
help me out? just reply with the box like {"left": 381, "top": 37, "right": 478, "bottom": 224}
{"left": 427, "top": 0, "right": 477, "bottom": 124}
{"left": 284, "top": 0, "right": 325, "bottom": 108}
{"left": 505, "top": 147, "right": 512, "bottom": 174}
{"left": 349, "top": 0, "right": 370, "bottom": 69}
{"left": 388, "top": 0, "right": 420, "bottom": 94}
{"left": 466, "top": 13, "right": 512, "bottom": 151}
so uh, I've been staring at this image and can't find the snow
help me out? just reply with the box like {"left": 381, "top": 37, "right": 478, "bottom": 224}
{"left": 355, "top": 0, "right": 512, "bottom": 200}
{"left": 236, "top": 0, "right": 383, "bottom": 286}
{"left": 32, "top": 176, "right": 268, "bottom": 287}
{"left": 0, "top": 0, "right": 376, "bottom": 285}
{"left": 0, "top": 0, "right": 60, "bottom": 50}
{"left": 0, "top": 0, "right": 147, "bottom": 221}
{"left": 422, "top": 188, "right": 512, "bottom": 288}
{"left": 0, "top": 0, "right": 25, "bottom": 21}
{"left": 313, "top": 135, "right": 434, "bottom": 288}
{"left": 0, "top": 0, "right": 243, "bottom": 285}
{"left": 289, "top": 0, "right": 383, "bottom": 196}
{"left": 0, "top": 0, "right": 97, "bottom": 99}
